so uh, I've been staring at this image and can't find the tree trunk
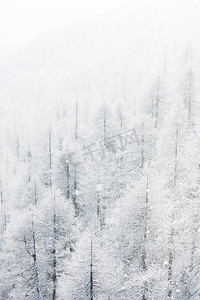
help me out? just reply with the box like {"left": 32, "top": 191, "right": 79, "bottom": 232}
{"left": 168, "top": 123, "right": 179, "bottom": 298}
{"left": 142, "top": 169, "right": 149, "bottom": 299}
{"left": 52, "top": 195, "right": 57, "bottom": 300}
{"left": 49, "top": 123, "right": 52, "bottom": 187}
{"left": 90, "top": 237, "right": 94, "bottom": 300}
{"left": 141, "top": 122, "right": 144, "bottom": 168}
{"left": 31, "top": 213, "right": 42, "bottom": 299}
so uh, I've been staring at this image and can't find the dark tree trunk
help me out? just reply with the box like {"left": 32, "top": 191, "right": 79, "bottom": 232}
{"left": 52, "top": 195, "right": 57, "bottom": 300}
{"left": 90, "top": 237, "right": 94, "bottom": 300}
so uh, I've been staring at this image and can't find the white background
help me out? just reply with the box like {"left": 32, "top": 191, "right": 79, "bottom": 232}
{"left": 0, "top": 0, "right": 200, "bottom": 58}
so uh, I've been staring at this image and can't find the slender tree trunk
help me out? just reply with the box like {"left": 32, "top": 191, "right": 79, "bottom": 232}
{"left": 49, "top": 125, "right": 52, "bottom": 187}
{"left": 97, "top": 173, "right": 100, "bottom": 220}
{"left": 73, "top": 167, "right": 79, "bottom": 216}
{"left": 168, "top": 123, "right": 179, "bottom": 299}
{"left": 72, "top": 101, "right": 79, "bottom": 216}
{"left": 142, "top": 169, "right": 149, "bottom": 300}
{"left": 28, "top": 158, "right": 41, "bottom": 299}
{"left": 141, "top": 122, "right": 144, "bottom": 168}
{"left": 31, "top": 214, "right": 42, "bottom": 299}
{"left": 61, "top": 150, "right": 70, "bottom": 200}
{"left": 75, "top": 101, "right": 78, "bottom": 141}
{"left": 49, "top": 123, "right": 52, "bottom": 187}
{"left": 48, "top": 125, "right": 57, "bottom": 299}
{"left": 90, "top": 237, "right": 94, "bottom": 300}
{"left": 52, "top": 194, "right": 57, "bottom": 300}
{"left": 66, "top": 155, "right": 70, "bottom": 200}
{"left": 168, "top": 228, "right": 174, "bottom": 299}
{"left": 97, "top": 172, "right": 103, "bottom": 229}
{"left": 119, "top": 108, "right": 124, "bottom": 164}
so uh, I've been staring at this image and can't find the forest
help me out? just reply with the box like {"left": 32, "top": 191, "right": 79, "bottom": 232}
{"left": 0, "top": 1, "right": 200, "bottom": 299}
